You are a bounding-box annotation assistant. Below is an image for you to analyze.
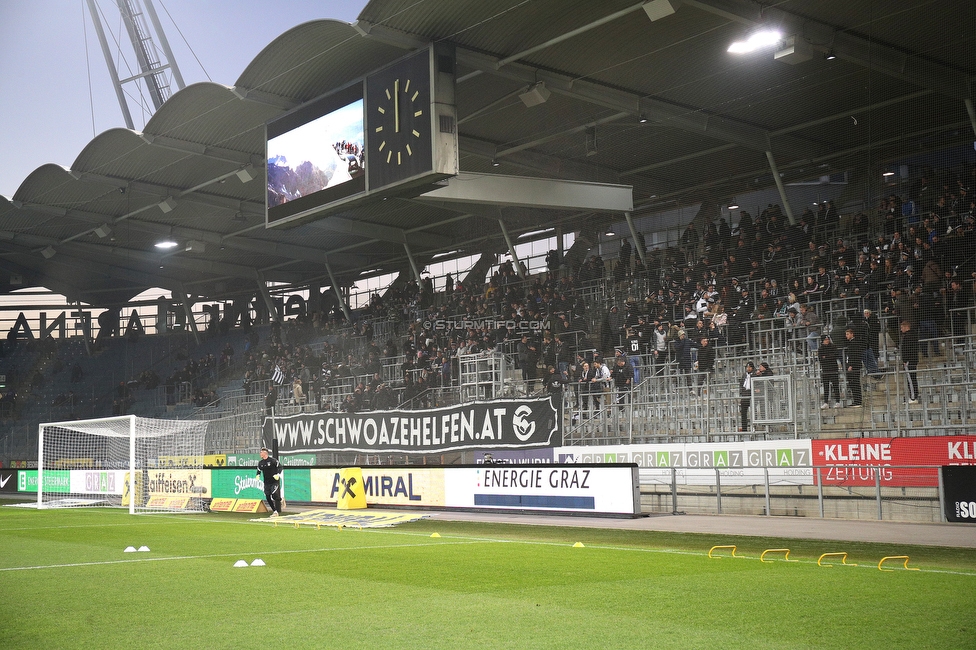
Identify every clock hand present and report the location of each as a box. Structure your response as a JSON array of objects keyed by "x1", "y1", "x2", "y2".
[{"x1": 394, "y1": 79, "x2": 399, "y2": 134}]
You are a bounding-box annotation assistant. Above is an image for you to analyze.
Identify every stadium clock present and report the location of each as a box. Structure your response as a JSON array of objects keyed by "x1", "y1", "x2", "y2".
[{"x1": 365, "y1": 49, "x2": 436, "y2": 191}]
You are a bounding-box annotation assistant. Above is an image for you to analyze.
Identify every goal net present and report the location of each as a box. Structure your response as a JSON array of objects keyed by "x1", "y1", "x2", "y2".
[{"x1": 37, "y1": 415, "x2": 210, "y2": 513}]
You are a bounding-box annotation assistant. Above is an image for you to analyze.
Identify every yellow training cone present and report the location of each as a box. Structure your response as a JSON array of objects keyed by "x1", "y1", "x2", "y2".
[
  {"x1": 430, "y1": 532, "x2": 441, "y2": 538},
  {"x1": 573, "y1": 542, "x2": 585, "y2": 548}
]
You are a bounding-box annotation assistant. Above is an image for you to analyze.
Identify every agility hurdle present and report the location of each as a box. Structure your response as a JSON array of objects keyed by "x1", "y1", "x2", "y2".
[
  {"x1": 878, "y1": 556, "x2": 920, "y2": 572},
  {"x1": 708, "y1": 545, "x2": 737, "y2": 559},
  {"x1": 818, "y1": 552, "x2": 857, "y2": 567},
  {"x1": 760, "y1": 548, "x2": 797, "y2": 562}
]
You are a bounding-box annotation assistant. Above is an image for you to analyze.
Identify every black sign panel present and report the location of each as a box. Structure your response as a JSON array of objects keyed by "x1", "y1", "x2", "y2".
[
  {"x1": 942, "y1": 465, "x2": 976, "y2": 522},
  {"x1": 0, "y1": 470, "x2": 18, "y2": 493},
  {"x1": 265, "y1": 396, "x2": 561, "y2": 454}
]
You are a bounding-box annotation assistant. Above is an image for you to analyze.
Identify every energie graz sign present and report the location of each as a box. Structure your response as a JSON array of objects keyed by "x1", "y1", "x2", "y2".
[{"x1": 265, "y1": 397, "x2": 560, "y2": 454}]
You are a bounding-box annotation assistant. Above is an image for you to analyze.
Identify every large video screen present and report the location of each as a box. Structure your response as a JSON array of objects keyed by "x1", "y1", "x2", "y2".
[{"x1": 266, "y1": 84, "x2": 366, "y2": 225}]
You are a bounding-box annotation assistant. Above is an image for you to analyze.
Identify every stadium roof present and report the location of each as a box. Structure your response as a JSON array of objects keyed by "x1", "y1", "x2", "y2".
[{"x1": 0, "y1": 0, "x2": 973, "y2": 306}]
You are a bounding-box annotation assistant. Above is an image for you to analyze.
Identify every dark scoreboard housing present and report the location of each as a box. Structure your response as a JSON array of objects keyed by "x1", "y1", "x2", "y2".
[{"x1": 265, "y1": 43, "x2": 457, "y2": 229}]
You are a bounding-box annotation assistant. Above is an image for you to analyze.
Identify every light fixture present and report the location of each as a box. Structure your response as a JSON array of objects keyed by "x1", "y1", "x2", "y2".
[
  {"x1": 774, "y1": 35, "x2": 813, "y2": 64},
  {"x1": 824, "y1": 50, "x2": 837, "y2": 60},
  {"x1": 728, "y1": 198, "x2": 739, "y2": 210},
  {"x1": 728, "y1": 29, "x2": 782, "y2": 55},
  {"x1": 585, "y1": 126, "x2": 598, "y2": 156},
  {"x1": 232, "y1": 212, "x2": 247, "y2": 223},
  {"x1": 40, "y1": 246, "x2": 56, "y2": 259},
  {"x1": 642, "y1": 0, "x2": 678, "y2": 22},
  {"x1": 882, "y1": 171, "x2": 895, "y2": 177},
  {"x1": 154, "y1": 240, "x2": 179, "y2": 250},
  {"x1": 518, "y1": 82, "x2": 551, "y2": 107},
  {"x1": 157, "y1": 197, "x2": 177, "y2": 213},
  {"x1": 185, "y1": 240, "x2": 205, "y2": 253},
  {"x1": 490, "y1": 158, "x2": 500, "y2": 167},
  {"x1": 94, "y1": 223, "x2": 112, "y2": 239},
  {"x1": 605, "y1": 227, "x2": 616, "y2": 237},
  {"x1": 236, "y1": 166, "x2": 255, "y2": 183},
  {"x1": 638, "y1": 113, "x2": 648, "y2": 123}
]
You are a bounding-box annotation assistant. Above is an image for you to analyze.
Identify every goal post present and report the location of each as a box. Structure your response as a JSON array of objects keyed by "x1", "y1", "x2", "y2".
[{"x1": 37, "y1": 415, "x2": 210, "y2": 513}]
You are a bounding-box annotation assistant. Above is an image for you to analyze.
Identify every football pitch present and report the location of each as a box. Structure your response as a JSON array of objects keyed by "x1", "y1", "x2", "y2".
[{"x1": 1, "y1": 507, "x2": 974, "y2": 649}]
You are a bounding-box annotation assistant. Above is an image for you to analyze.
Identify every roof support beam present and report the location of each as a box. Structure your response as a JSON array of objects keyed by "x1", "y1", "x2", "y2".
[
  {"x1": 138, "y1": 132, "x2": 259, "y2": 166},
  {"x1": 253, "y1": 271, "x2": 281, "y2": 323},
  {"x1": 459, "y1": 136, "x2": 620, "y2": 184},
  {"x1": 402, "y1": 242, "x2": 424, "y2": 285},
  {"x1": 173, "y1": 282, "x2": 201, "y2": 343},
  {"x1": 455, "y1": 48, "x2": 819, "y2": 160},
  {"x1": 623, "y1": 212, "x2": 647, "y2": 268},
  {"x1": 309, "y1": 216, "x2": 453, "y2": 249},
  {"x1": 69, "y1": 170, "x2": 263, "y2": 215},
  {"x1": 324, "y1": 261, "x2": 352, "y2": 322},
  {"x1": 765, "y1": 151, "x2": 795, "y2": 226},
  {"x1": 497, "y1": 219, "x2": 525, "y2": 279}
]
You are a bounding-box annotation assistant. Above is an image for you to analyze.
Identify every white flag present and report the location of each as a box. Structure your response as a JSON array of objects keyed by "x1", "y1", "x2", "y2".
[{"x1": 272, "y1": 365, "x2": 284, "y2": 385}]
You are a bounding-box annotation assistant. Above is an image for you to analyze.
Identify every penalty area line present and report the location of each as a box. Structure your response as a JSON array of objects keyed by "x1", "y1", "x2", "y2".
[{"x1": 0, "y1": 539, "x2": 493, "y2": 573}]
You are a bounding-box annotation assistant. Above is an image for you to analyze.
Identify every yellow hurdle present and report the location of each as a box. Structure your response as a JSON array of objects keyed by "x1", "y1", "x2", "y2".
[
  {"x1": 760, "y1": 548, "x2": 797, "y2": 562},
  {"x1": 878, "y1": 555, "x2": 920, "y2": 571},
  {"x1": 708, "y1": 545, "x2": 737, "y2": 559},
  {"x1": 818, "y1": 552, "x2": 857, "y2": 567}
]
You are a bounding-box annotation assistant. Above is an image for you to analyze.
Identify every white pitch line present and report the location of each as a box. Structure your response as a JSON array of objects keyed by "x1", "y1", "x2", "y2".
[{"x1": 0, "y1": 539, "x2": 493, "y2": 572}]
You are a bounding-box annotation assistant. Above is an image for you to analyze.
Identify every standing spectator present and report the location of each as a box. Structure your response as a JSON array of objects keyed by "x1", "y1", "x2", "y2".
[
  {"x1": 899, "y1": 320, "x2": 920, "y2": 404},
  {"x1": 265, "y1": 384, "x2": 278, "y2": 417},
  {"x1": 798, "y1": 304, "x2": 822, "y2": 354},
  {"x1": 739, "y1": 362, "x2": 756, "y2": 431},
  {"x1": 946, "y1": 278, "x2": 971, "y2": 343},
  {"x1": 611, "y1": 356, "x2": 634, "y2": 409},
  {"x1": 517, "y1": 334, "x2": 538, "y2": 390},
  {"x1": 291, "y1": 377, "x2": 305, "y2": 407},
  {"x1": 817, "y1": 334, "x2": 841, "y2": 408},
  {"x1": 672, "y1": 331, "x2": 694, "y2": 385},
  {"x1": 844, "y1": 328, "x2": 864, "y2": 408},
  {"x1": 694, "y1": 337, "x2": 715, "y2": 392}
]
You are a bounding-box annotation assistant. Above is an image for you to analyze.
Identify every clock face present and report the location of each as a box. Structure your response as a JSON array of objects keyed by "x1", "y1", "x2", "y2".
[
  {"x1": 366, "y1": 50, "x2": 433, "y2": 191},
  {"x1": 374, "y1": 76, "x2": 425, "y2": 166}
]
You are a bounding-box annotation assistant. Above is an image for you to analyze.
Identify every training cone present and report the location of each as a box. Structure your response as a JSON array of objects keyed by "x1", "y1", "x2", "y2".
[
  {"x1": 573, "y1": 542, "x2": 585, "y2": 548},
  {"x1": 137, "y1": 546, "x2": 150, "y2": 552},
  {"x1": 430, "y1": 532, "x2": 441, "y2": 538},
  {"x1": 250, "y1": 559, "x2": 266, "y2": 566},
  {"x1": 124, "y1": 546, "x2": 137, "y2": 553},
  {"x1": 233, "y1": 560, "x2": 248, "y2": 568}
]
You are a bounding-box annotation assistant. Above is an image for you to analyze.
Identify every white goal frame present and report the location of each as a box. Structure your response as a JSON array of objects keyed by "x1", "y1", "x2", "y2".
[{"x1": 38, "y1": 414, "x2": 209, "y2": 514}]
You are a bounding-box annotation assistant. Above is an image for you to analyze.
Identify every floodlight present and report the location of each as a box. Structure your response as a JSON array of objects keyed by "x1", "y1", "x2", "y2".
[{"x1": 728, "y1": 29, "x2": 782, "y2": 54}]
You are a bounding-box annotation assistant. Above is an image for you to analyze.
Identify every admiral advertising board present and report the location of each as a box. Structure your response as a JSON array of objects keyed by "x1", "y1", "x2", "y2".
[
  {"x1": 303, "y1": 465, "x2": 639, "y2": 516},
  {"x1": 265, "y1": 396, "x2": 560, "y2": 454}
]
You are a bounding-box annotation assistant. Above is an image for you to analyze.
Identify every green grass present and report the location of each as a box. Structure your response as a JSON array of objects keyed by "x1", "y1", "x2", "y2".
[{"x1": 1, "y1": 507, "x2": 974, "y2": 649}]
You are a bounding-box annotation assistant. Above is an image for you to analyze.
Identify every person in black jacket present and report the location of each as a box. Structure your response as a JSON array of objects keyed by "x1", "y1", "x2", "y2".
[
  {"x1": 899, "y1": 319, "x2": 920, "y2": 403},
  {"x1": 817, "y1": 334, "x2": 841, "y2": 408},
  {"x1": 844, "y1": 328, "x2": 864, "y2": 407},
  {"x1": 611, "y1": 356, "x2": 635, "y2": 408},
  {"x1": 694, "y1": 337, "x2": 716, "y2": 392},
  {"x1": 739, "y1": 362, "x2": 755, "y2": 431},
  {"x1": 256, "y1": 447, "x2": 282, "y2": 517}
]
